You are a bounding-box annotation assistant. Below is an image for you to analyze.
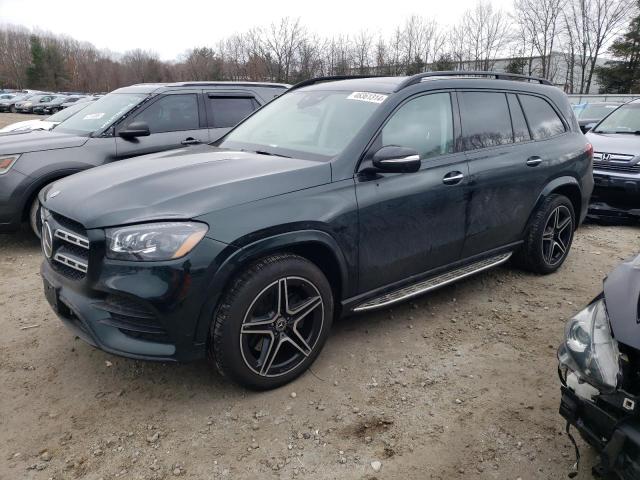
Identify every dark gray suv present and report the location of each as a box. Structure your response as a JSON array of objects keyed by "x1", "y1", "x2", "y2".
[
  {"x1": 39, "y1": 72, "x2": 594, "y2": 389},
  {"x1": 0, "y1": 81, "x2": 289, "y2": 235}
]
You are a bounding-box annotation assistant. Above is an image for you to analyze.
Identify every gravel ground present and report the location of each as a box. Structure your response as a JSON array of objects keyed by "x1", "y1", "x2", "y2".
[{"x1": 1, "y1": 113, "x2": 639, "y2": 479}]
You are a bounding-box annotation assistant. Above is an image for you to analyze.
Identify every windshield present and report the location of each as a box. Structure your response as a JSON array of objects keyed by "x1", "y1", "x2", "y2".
[
  {"x1": 593, "y1": 103, "x2": 640, "y2": 134},
  {"x1": 55, "y1": 92, "x2": 148, "y2": 135},
  {"x1": 219, "y1": 90, "x2": 386, "y2": 159},
  {"x1": 47, "y1": 101, "x2": 91, "y2": 123},
  {"x1": 578, "y1": 104, "x2": 619, "y2": 119}
]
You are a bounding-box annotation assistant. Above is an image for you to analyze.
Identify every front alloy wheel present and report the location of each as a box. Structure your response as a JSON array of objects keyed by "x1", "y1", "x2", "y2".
[
  {"x1": 210, "y1": 253, "x2": 333, "y2": 390},
  {"x1": 240, "y1": 277, "x2": 324, "y2": 377}
]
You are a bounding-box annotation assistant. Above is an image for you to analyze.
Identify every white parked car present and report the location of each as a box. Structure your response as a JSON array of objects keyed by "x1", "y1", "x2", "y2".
[{"x1": 0, "y1": 101, "x2": 92, "y2": 133}]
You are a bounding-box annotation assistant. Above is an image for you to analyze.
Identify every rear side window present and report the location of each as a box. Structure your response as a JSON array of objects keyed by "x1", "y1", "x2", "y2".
[
  {"x1": 519, "y1": 94, "x2": 566, "y2": 140},
  {"x1": 208, "y1": 96, "x2": 259, "y2": 128},
  {"x1": 507, "y1": 94, "x2": 531, "y2": 143},
  {"x1": 133, "y1": 94, "x2": 199, "y2": 133},
  {"x1": 459, "y1": 92, "x2": 513, "y2": 150}
]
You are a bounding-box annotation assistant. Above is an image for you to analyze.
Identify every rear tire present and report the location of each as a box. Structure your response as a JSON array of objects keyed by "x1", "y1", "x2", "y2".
[
  {"x1": 209, "y1": 253, "x2": 334, "y2": 390},
  {"x1": 515, "y1": 194, "x2": 575, "y2": 274}
]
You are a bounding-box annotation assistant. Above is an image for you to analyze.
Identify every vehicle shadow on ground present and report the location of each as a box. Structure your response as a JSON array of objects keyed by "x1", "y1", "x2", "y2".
[{"x1": 61, "y1": 264, "x2": 516, "y2": 401}]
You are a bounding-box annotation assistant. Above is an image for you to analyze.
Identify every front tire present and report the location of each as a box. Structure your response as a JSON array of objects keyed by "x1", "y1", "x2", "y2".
[
  {"x1": 29, "y1": 196, "x2": 42, "y2": 239},
  {"x1": 209, "y1": 253, "x2": 334, "y2": 390},
  {"x1": 515, "y1": 194, "x2": 576, "y2": 274}
]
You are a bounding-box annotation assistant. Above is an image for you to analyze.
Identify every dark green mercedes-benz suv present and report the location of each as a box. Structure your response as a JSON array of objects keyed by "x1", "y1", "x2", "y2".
[{"x1": 39, "y1": 72, "x2": 593, "y2": 389}]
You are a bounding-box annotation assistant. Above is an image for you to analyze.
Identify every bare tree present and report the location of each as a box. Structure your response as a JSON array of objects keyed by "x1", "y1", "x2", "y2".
[{"x1": 512, "y1": 0, "x2": 566, "y2": 80}]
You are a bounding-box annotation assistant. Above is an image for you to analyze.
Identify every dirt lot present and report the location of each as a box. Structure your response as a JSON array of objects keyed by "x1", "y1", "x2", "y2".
[{"x1": 1, "y1": 112, "x2": 639, "y2": 479}]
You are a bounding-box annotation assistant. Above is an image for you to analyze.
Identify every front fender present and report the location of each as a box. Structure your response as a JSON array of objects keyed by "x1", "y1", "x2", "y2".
[{"x1": 193, "y1": 229, "x2": 350, "y2": 344}]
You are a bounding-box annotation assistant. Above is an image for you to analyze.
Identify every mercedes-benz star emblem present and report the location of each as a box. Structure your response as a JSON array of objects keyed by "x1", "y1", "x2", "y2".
[{"x1": 42, "y1": 221, "x2": 53, "y2": 258}]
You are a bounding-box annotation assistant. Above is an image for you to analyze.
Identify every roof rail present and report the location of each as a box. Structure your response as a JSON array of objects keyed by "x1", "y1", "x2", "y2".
[
  {"x1": 395, "y1": 71, "x2": 552, "y2": 91},
  {"x1": 289, "y1": 75, "x2": 381, "y2": 91}
]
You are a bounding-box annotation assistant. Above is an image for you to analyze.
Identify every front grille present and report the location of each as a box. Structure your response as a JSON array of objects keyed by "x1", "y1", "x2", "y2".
[
  {"x1": 43, "y1": 211, "x2": 89, "y2": 280},
  {"x1": 593, "y1": 152, "x2": 640, "y2": 174},
  {"x1": 593, "y1": 161, "x2": 640, "y2": 173}
]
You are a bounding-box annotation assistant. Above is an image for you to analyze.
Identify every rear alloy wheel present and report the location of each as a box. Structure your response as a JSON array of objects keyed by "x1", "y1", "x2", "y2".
[
  {"x1": 515, "y1": 194, "x2": 575, "y2": 274},
  {"x1": 541, "y1": 205, "x2": 573, "y2": 267},
  {"x1": 210, "y1": 254, "x2": 333, "y2": 389}
]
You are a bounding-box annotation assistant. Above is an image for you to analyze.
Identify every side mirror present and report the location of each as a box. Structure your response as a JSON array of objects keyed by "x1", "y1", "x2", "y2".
[
  {"x1": 372, "y1": 146, "x2": 421, "y2": 173},
  {"x1": 584, "y1": 122, "x2": 597, "y2": 132},
  {"x1": 119, "y1": 121, "x2": 150, "y2": 139}
]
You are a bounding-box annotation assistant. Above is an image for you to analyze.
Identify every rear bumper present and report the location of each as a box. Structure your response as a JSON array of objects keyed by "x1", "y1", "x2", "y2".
[{"x1": 560, "y1": 386, "x2": 640, "y2": 479}]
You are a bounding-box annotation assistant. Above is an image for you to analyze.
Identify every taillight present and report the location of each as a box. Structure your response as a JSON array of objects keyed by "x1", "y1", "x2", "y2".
[{"x1": 585, "y1": 143, "x2": 593, "y2": 160}]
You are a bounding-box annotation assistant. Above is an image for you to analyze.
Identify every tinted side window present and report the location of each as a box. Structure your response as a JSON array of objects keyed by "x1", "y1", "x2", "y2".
[
  {"x1": 209, "y1": 97, "x2": 258, "y2": 128},
  {"x1": 507, "y1": 94, "x2": 531, "y2": 143},
  {"x1": 379, "y1": 93, "x2": 453, "y2": 160},
  {"x1": 134, "y1": 94, "x2": 199, "y2": 133},
  {"x1": 519, "y1": 94, "x2": 566, "y2": 140},
  {"x1": 459, "y1": 92, "x2": 513, "y2": 150}
]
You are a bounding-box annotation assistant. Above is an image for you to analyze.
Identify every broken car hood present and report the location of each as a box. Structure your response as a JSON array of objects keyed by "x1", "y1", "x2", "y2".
[{"x1": 605, "y1": 254, "x2": 640, "y2": 350}]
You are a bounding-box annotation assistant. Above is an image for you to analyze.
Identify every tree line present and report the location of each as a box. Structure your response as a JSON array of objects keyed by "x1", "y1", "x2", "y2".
[{"x1": 0, "y1": 0, "x2": 637, "y2": 95}]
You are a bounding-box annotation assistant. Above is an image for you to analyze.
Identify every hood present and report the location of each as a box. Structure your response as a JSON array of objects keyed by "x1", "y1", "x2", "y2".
[
  {"x1": 42, "y1": 146, "x2": 332, "y2": 229},
  {"x1": 0, "y1": 119, "x2": 56, "y2": 133},
  {"x1": 586, "y1": 131, "x2": 640, "y2": 158},
  {"x1": 0, "y1": 129, "x2": 87, "y2": 154},
  {"x1": 604, "y1": 254, "x2": 640, "y2": 350}
]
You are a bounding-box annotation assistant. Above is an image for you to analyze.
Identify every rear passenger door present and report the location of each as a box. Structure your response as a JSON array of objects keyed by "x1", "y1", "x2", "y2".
[
  {"x1": 115, "y1": 91, "x2": 208, "y2": 159},
  {"x1": 460, "y1": 90, "x2": 566, "y2": 257},
  {"x1": 204, "y1": 91, "x2": 261, "y2": 141}
]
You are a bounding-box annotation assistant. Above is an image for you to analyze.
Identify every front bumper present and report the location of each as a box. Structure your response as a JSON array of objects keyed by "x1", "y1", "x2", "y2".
[
  {"x1": 588, "y1": 170, "x2": 640, "y2": 222},
  {"x1": 0, "y1": 168, "x2": 32, "y2": 233},
  {"x1": 41, "y1": 233, "x2": 235, "y2": 362},
  {"x1": 560, "y1": 385, "x2": 640, "y2": 479}
]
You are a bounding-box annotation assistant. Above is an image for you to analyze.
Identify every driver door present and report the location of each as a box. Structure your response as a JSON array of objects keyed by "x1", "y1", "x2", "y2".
[
  {"x1": 115, "y1": 91, "x2": 208, "y2": 159},
  {"x1": 355, "y1": 92, "x2": 470, "y2": 293}
]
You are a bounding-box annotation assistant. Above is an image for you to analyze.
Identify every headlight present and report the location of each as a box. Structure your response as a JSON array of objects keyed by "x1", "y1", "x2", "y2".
[
  {"x1": 558, "y1": 297, "x2": 620, "y2": 391},
  {"x1": 106, "y1": 222, "x2": 208, "y2": 261},
  {"x1": 0, "y1": 154, "x2": 20, "y2": 175}
]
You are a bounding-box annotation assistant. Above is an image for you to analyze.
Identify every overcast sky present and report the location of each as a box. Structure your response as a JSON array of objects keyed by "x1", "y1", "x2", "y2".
[{"x1": 0, "y1": 0, "x2": 516, "y2": 61}]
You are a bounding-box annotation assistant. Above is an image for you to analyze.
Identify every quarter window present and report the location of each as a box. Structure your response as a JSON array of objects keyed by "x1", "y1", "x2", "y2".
[
  {"x1": 133, "y1": 94, "x2": 199, "y2": 133},
  {"x1": 519, "y1": 94, "x2": 566, "y2": 140},
  {"x1": 379, "y1": 93, "x2": 454, "y2": 160},
  {"x1": 459, "y1": 92, "x2": 513, "y2": 150},
  {"x1": 507, "y1": 94, "x2": 531, "y2": 143},
  {"x1": 208, "y1": 96, "x2": 259, "y2": 128}
]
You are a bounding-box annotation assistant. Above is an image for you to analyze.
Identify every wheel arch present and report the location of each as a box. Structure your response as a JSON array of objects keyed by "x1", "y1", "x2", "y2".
[
  {"x1": 194, "y1": 230, "x2": 351, "y2": 344},
  {"x1": 20, "y1": 168, "x2": 87, "y2": 221},
  {"x1": 528, "y1": 176, "x2": 582, "y2": 233}
]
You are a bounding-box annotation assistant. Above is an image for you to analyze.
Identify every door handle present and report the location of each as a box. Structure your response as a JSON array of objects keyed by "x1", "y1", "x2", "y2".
[
  {"x1": 526, "y1": 156, "x2": 542, "y2": 167},
  {"x1": 181, "y1": 137, "x2": 201, "y2": 146},
  {"x1": 442, "y1": 171, "x2": 464, "y2": 185}
]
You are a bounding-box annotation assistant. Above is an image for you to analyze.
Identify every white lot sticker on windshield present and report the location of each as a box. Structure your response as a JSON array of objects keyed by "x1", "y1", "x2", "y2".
[
  {"x1": 347, "y1": 92, "x2": 388, "y2": 104},
  {"x1": 83, "y1": 113, "x2": 105, "y2": 120}
]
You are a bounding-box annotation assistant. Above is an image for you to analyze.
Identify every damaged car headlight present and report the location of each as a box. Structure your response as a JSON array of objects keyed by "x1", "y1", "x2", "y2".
[
  {"x1": 558, "y1": 297, "x2": 620, "y2": 391},
  {"x1": 106, "y1": 222, "x2": 208, "y2": 261}
]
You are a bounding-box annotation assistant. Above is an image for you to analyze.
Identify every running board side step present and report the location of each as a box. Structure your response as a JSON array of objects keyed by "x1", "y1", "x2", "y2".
[{"x1": 352, "y1": 252, "x2": 512, "y2": 312}]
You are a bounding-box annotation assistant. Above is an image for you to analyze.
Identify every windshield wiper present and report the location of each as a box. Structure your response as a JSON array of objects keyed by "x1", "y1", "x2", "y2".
[{"x1": 254, "y1": 150, "x2": 291, "y2": 158}]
